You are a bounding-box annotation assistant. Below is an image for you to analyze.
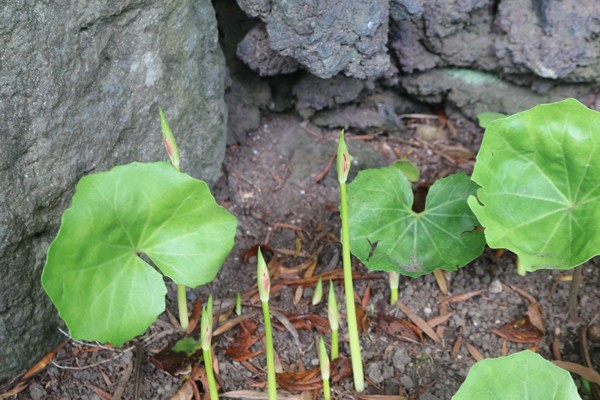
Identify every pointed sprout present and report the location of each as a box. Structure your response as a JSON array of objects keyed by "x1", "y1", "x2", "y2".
[
  {"x1": 312, "y1": 276, "x2": 323, "y2": 305},
  {"x1": 235, "y1": 292, "x2": 242, "y2": 316},
  {"x1": 207, "y1": 294, "x2": 214, "y2": 322},
  {"x1": 319, "y1": 336, "x2": 330, "y2": 380},
  {"x1": 257, "y1": 248, "x2": 270, "y2": 302},
  {"x1": 201, "y1": 306, "x2": 212, "y2": 351},
  {"x1": 159, "y1": 108, "x2": 180, "y2": 171},
  {"x1": 327, "y1": 281, "x2": 339, "y2": 331},
  {"x1": 336, "y1": 130, "x2": 351, "y2": 184}
]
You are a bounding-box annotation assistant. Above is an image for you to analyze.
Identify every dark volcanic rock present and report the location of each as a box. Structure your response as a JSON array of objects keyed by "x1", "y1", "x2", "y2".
[
  {"x1": 390, "y1": 0, "x2": 600, "y2": 82},
  {"x1": 237, "y1": 23, "x2": 300, "y2": 76},
  {"x1": 236, "y1": 0, "x2": 391, "y2": 79},
  {"x1": 495, "y1": 0, "x2": 600, "y2": 81},
  {"x1": 0, "y1": 0, "x2": 227, "y2": 381}
]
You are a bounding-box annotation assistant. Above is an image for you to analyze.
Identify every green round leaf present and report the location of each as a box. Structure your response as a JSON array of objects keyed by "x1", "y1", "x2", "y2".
[
  {"x1": 476, "y1": 112, "x2": 507, "y2": 129},
  {"x1": 468, "y1": 99, "x2": 600, "y2": 271},
  {"x1": 42, "y1": 162, "x2": 237, "y2": 346},
  {"x1": 453, "y1": 350, "x2": 581, "y2": 400},
  {"x1": 348, "y1": 166, "x2": 485, "y2": 278},
  {"x1": 391, "y1": 160, "x2": 420, "y2": 182}
]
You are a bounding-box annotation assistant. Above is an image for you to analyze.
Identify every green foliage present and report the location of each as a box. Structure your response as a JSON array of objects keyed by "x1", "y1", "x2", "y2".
[
  {"x1": 348, "y1": 165, "x2": 485, "y2": 278},
  {"x1": 172, "y1": 337, "x2": 201, "y2": 356},
  {"x1": 453, "y1": 350, "x2": 581, "y2": 400},
  {"x1": 42, "y1": 162, "x2": 237, "y2": 346},
  {"x1": 391, "y1": 160, "x2": 420, "y2": 182},
  {"x1": 468, "y1": 98, "x2": 600, "y2": 272},
  {"x1": 476, "y1": 112, "x2": 507, "y2": 128}
]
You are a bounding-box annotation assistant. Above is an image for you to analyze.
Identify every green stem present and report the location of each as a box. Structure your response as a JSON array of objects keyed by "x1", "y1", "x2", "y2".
[
  {"x1": 340, "y1": 181, "x2": 365, "y2": 392},
  {"x1": 262, "y1": 300, "x2": 277, "y2": 400},
  {"x1": 390, "y1": 288, "x2": 398, "y2": 305},
  {"x1": 203, "y1": 347, "x2": 218, "y2": 400},
  {"x1": 331, "y1": 329, "x2": 339, "y2": 360},
  {"x1": 516, "y1": 257, "x2": 525, "y2": 276},
  {"x1": 323, "y1": 378, "x2": 330, "y2": 400},
  {"x1": 177, "y1": 284, "x2": 189, "y2": 330}
]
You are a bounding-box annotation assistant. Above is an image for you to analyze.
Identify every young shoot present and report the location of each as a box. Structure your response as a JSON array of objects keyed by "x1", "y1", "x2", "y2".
[
  {"x1": 319, "y1": 336, "x2": 331, "y2": 400},
  {"x1": 257, "y1": 248, "x2": 277, "y2": 400},
  {"x1": 337, "y1": 131, "x2": 364, "y2": 392},
  {"x1": 389, "y1": 272, "x2": 400, "y2": 305},
  {"x1": 201, "y1": 305, "x2": 218, "y2": 400},
  {"x1": 159, "y1": 108, "x2": 188, "y2": 330},
  {"x1": 327, "y1": 280, "x2": 339, "y2": 360},
  {"x1": 235, "y1": 291, "x2": 242, "y2": 316},
  {"x1": 312, "y1": 276, "x2": 323, "y2": 305}
]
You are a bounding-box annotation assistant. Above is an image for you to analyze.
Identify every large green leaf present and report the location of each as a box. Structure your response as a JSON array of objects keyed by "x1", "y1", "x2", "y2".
[
  {"x1": 452, "y1": 350, "x2": 581, "y2": 400},
  {"x1": 468, "y1": 99, "x2": 600, "y2": 272},
  {"x1": 347, "y1": 166, "x2": 485, "y2": 278},
  {"x1": 42, "y1": 162, "x2": 237, "y2": 346}
]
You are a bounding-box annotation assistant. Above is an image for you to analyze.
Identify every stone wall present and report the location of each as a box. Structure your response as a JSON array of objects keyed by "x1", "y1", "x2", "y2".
[{"x1": 0, "y1": 0, "x2": 227, "y2": 381}]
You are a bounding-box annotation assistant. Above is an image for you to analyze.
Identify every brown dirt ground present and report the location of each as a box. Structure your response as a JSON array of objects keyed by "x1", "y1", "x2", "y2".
[{"x1": 5, "y1": 113, "x2": 600, "y2": 400}]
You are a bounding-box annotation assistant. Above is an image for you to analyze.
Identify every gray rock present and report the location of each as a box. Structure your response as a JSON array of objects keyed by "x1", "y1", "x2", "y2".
[
  {"x1": 311, "y1": 91, "x2": 417, "y2": 134},
  {"x1": 400, "y1": 68, "x2": 600, "y2": 118},
  {"x1": 236, "y1": 0, "x2": 391, "y2": 79},
  {"x1": 294, "y1": 74, "x2": 366, "y2": 118},
  {"x1": 213, "y1": 0, "x2": 273, "y2": 143},
  {"x1": 0, "y1": 0, "x2": 227, "y2": 382},
  {"x1": 237, "y1": 23, "x2": 300, "y2": 76},
  {"x1": 366, "y1": 362, "x2": 385, "y2": 384},
  {"x1": 390, "y1": 0, "x2": 600, "y2": 82},
  {"x1": 392, "y1": 347, "x2": 410, "y2": 372}
]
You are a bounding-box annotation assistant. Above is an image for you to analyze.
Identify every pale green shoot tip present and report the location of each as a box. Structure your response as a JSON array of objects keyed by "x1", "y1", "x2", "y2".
[{"x1": 312, "y1": 277, "x2": 323, "y2": 305}]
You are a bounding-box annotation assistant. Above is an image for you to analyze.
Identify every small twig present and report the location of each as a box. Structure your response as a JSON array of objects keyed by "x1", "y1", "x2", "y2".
[
  {"x1": 314, "y1": 151, "x2": 337, "y2": 184},
  {"x1": 51, "y1": 351, "x2": 131, "y2": 371},
  {"x1": 568, "y1": 265, "x2": 583, "y2": 321},
  {"x1": 111, "y1": 352, "x2": 133, "y2": 400},
  {"x1": 133, "y1": 340, "x2": 143, "y2": 400}
]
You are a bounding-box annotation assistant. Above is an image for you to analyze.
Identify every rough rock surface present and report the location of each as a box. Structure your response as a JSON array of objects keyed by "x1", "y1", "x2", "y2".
[
  {"x1": 236, "y1": 0, "x2": 391, "y2": 79},
  {"x1": 213, "y1": 0, "x2": 275, "y2": 144},
  {"x1": 390, "y1": 0, "x2": 600, "y2": 81},
  {"x1": 237, "y1": 23, "x2": 300, "y2": 76},
  {"x1": 0, "y1": 0, "x2": 227, "y2": 381},
  {"x1": 399, "y1": 68, "x2": 600, "y2": 118}
]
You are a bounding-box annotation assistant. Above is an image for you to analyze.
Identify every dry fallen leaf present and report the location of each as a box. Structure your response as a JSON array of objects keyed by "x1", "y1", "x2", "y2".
[
  {"x1": 397, "y1": 302, "x2": 441, "y2": 344},
  {"x1": 225, "y1": 319, "x2": 264, "y2": 362},
  {"x1": 553, "y1": 361, "x2": 600, "y2": 385},
  {"x1": 374, "y1": 313, "x2": 422, "y2": 344},
  {"x1": 276, "y1": 357, "x2": 352, "y2": 394},
  {"x1": 489, "y1": 316, "x2": 544, "y2": 344},
  {"x1": 439, "y1": 290, "x2": 485, "y2": 306}
]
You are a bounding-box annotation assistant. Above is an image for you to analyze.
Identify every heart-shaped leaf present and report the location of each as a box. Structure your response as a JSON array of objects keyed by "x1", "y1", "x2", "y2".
[
  {"x1": 452, "y1": 350, "x2": 581, "y2": 400},
  {"x1": 347, "y1": 166, "x2": 485, "y2": 278},
  {"x1": 468, "y1": 99, "x2": 600, "y2": 272},
  {"x1": 42, "y1": 162, "x2": 237, "y2": 346}
]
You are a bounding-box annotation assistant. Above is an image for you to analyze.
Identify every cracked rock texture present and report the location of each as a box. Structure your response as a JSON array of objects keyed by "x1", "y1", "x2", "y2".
[
  {"x1": 236, "y1": 0, "x2": 391, "y2": 79},
  {"x1": 390, "y1": 0, "x2": 600, "y2": 81},
  {"x1": 0, "y1": 0, "x2": 227, "y2": 381}
]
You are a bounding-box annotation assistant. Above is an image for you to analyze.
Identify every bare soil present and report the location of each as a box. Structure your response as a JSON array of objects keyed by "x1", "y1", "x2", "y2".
[{"x1": 7, "y1": 113, "x2": 600, "y2": 400}]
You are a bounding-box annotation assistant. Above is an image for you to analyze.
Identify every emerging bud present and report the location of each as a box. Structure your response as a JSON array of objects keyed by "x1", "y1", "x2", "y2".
[
  {"x1": 257, "y1": 247, "x2": 270, "y2": 302},
  {"x1": 159, "y1": 108, "x2": 180, "y2": 171},
  {"x1": 327, "y1": 281, "x2": 339, "y2": 331},
  {"x1": 312, "y1": 276, "x2": 323, "y2": 305},
  {"x1": 201, "y1": 306, "x2": 212, "y2": 351},
  {"x1": 319, "y1": 336, "x2": 330, "y2": 380},
  {"x1": 336, "y1": 130, "x2": 351, "y2": 184}
]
